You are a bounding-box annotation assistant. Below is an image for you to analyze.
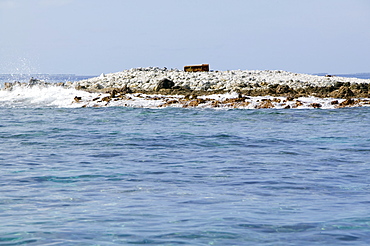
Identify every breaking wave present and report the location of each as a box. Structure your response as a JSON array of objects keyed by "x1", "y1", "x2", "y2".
[{"x1": 0, "y1": 85, "x2": 99, "y2": 108}]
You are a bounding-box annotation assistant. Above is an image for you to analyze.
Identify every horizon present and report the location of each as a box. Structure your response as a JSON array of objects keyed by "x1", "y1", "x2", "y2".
[{"x1": 1, "y1": 69, "x2": 370, "y2": 77}]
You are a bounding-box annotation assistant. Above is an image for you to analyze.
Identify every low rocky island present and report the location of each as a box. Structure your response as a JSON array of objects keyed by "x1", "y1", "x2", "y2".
[{"x1": 3, "y1": 67, "x2": 370, "y2": 109}]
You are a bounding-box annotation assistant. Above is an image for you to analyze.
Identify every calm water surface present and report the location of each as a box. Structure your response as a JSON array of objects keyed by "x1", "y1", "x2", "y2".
[{"x1": 1, "y1": 107, "x2": 370, "y2": 245}]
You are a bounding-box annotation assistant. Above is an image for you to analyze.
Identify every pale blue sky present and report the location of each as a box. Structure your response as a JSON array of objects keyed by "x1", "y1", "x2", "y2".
[{"x1": 0, "y1": 0, "x2": 369, "y2": 75}]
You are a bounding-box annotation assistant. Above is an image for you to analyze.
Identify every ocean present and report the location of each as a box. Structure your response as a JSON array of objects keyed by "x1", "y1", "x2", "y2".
[{"x1": 1, "y1": 74, "x2": 370, "y2": 245}]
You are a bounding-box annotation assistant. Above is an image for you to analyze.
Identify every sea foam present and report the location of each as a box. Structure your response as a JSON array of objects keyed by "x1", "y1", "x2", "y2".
[{"x1": 0, "y1": 85, "x2": 100, "y2": 108}]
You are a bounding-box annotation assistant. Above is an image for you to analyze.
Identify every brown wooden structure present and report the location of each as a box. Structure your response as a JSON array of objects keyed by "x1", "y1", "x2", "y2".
[{"x1": 184, "y1": 64, "x2": 209, "y2": 72}]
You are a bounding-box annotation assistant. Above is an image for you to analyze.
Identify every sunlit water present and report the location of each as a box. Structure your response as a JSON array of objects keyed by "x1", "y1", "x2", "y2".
[{"x1": 1, "y1": 74, "x2": 370, "y2": 245}]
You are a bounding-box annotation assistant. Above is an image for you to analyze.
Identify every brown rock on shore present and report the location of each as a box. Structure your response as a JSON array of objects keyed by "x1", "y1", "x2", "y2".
[
  {"x1": 257, "y1": 99, "x2": 274, "y2": 109},
  {"x1": 80, "y1": 80, "x2": 370, "y2": 100},
  {"x1": 330, "y1": 86, "x2": 355, "y2": 99},
  {"x1": 338, "y1": 99, "x2": 357, "y2": 107}
]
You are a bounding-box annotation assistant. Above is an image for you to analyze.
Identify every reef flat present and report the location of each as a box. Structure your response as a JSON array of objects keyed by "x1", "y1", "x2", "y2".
[{"x1": 3, "y1": 67, "x2": 370, "y2": 109}]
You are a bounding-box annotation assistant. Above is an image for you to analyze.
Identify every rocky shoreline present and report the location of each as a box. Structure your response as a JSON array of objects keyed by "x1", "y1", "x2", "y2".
[
  {"x1": 2, "y1": 67, "x2": 370, "y2": 109},
  {"x1": 71, "y1": 67, "x2": 370, "y2": 97}
]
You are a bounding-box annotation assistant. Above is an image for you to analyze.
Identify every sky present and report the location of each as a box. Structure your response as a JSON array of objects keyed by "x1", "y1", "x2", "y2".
[{"x1": 0, "y1": 0, "x2": 369, "y2": 75}]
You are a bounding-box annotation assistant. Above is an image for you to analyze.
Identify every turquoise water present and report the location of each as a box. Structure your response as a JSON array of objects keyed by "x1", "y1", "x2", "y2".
[{"x1": 1, "y1": 106, "x2": 370, "y2": 245}]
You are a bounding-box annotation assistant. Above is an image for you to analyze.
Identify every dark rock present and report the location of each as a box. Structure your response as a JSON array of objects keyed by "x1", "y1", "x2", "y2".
[
  {"x1": 76, "y1": 85, "x2": 87, "y2": 90},
  {"x1": 29, "y1": 77, "x2": 40, "y2": 85},
  {"x1": 330, "y1": 86, "x2": 355, "y2": 98},
  {"x1": 101, "y1": 96, "x2": 111, "y2": 102},
  {"x1": 310, "y1": 103, "x2": 322, "y2": 108},
  {"x1": 339, "y1": 99, "x2": 355, "y2": 107},
  {"x1": 268, "y1": 84, "x2": 279, "y2": 89},
  {"x1": 110, "y1": 89, "x2": 118, "y2": 98},
  {"x1": 276, "y1": 85, "x2": 291, "y2": 94},
  {"x1": 186, "y1": 98, "x2": 206, "y2": 107},
  {"x1": 156, "y1": 78, "x2": 175, "y2": 91},
  {"x1": 268, "y1": 88, "x2": 277, "y2": 94},
  {"x1": 120, "y1": 85, "x2": 132, "y2": 94},
  {"x1": 317, "y1": 86, "x2": 333, "y2": 96},
  {"x1": 159, "y1": 99, "x2": 179, "y2": 107},
  {"x1": 350, "y1": 83, "x2": 361, "y2": 90},
  {"x1": 94, "y1": 84, "x2": 104, "y2": 90},
  {"x1": 171, "y1": 86, "x2": 192, "y2": 93},
  {"x1": 109, "y1": 85, "x2": 132, "y2": 98},
  {"x1": 334, "y1": 82, "x2": 344, "y2": 88},
  {"x1": 222, "y1": 97, "x2": 247, "y2": 104},
  {"x1": 74, "y1": 96, "x2": 82, "y2": 102},
  {"x1": 330, "y1": 100, "x2": 339, "y2": 105},
  {"x1": 350, "y1": 83, "x2": 368, "y2": 96},
  {"x1": 295, "y1": 100, "x2": 303, "y2": 107},
  {"x1": 360, "y1": 83, "x2": 368, "y2": 90},
  {"x1": 257, "y1": 99, "x2": 274, "y2": 109},
  {"x1": 3, "y1": 82, "x2": 13, "y2": 90}
]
